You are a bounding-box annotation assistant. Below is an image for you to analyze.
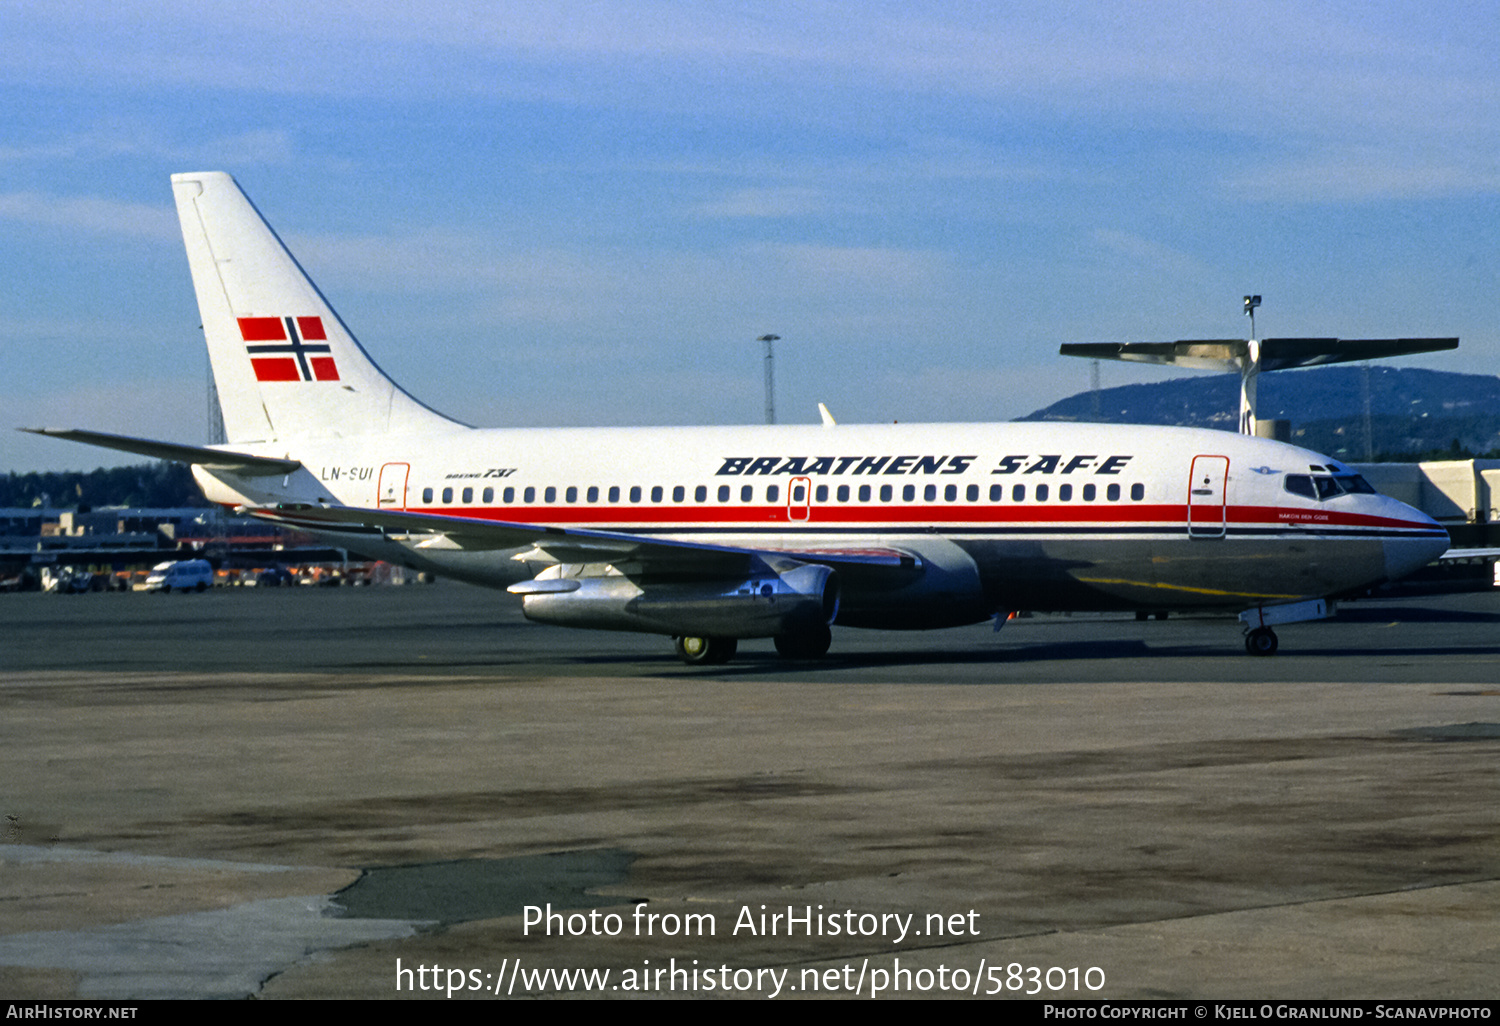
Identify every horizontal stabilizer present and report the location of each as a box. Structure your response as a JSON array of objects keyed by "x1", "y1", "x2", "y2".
[{"x1": 19, "y1": 428, "x2": 301, "y2": 476}]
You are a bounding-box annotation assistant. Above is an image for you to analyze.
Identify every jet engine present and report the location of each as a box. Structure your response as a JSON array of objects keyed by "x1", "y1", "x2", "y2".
[{"x1": 511, "y1": 560, "x2": 839, "y2": 639}]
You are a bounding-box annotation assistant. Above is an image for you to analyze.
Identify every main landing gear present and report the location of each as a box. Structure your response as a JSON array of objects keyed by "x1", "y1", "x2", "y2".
[
  {"x1": 672, "y1": 622, "x2": 833, "y2": 665},
  {"x1": 674, "y1": 636, "x2": 737, "y2": 665},
  {"x1": 773, "y1": 622, "x2": 833, "y2": 660}
]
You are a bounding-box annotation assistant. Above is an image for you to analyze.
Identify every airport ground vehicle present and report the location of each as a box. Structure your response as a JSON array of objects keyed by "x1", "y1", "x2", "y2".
[{"x1": 139, "y1": 559, "x2": 214, "y2": 593}]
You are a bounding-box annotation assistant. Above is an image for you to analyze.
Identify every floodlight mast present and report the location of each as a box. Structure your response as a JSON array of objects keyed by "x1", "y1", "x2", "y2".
[{"x1": 757, "y1": 334, "x2": 780, "y2": 425}]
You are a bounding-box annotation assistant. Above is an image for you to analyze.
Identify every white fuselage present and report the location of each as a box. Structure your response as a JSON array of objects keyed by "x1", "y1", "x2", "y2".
[{"x1": 195, "y1": 419, "x2": 1449, "y2": 628}]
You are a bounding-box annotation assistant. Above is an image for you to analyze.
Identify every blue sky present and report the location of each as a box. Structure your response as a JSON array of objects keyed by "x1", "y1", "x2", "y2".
[{"x1": 4, "y1": 1, "x2": 1498, "y2": 471}]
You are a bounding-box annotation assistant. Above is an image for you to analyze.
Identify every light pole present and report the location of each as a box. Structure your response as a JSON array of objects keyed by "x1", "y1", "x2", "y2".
[{"x1": 757, "y1": 334, "x2": 780, "y2": 424}]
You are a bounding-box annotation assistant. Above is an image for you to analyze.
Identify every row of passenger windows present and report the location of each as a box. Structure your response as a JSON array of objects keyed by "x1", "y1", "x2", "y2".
[{"x1": 421, "y1": 481, "x2": 1148, "y2": 505}]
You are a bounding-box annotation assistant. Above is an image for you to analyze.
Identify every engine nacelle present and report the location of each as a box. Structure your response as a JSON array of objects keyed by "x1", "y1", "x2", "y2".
[{"x1": 512, "y1": 562, "x2": 839, "y2": 639}]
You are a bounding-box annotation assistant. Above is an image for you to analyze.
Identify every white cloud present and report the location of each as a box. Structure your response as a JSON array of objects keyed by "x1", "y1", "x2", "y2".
[
  {"x1": 1228, "y1": 148, "x2": 1500, "y2": 204},
  {"x1": 1091, "y1": 230, "x2": 1207, "y2": 279},
  {"x1": 689, "y1": 187, "x2": 831, "y2": 219},
  {"x1": 0, "y1": 192, "x2": 175, "y2": 240},
  {"x1": 0, "y1": 127, "x2": 295, "y2": 167}
]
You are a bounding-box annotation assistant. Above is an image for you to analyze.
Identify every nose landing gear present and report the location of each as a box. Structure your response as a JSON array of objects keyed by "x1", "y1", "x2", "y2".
[
  {"x1": 1244, "y1": 627, "x2": 1279, "y2": 656},
  {"x1": 1238, "y1": 598, "x2": 1329, "y2": 656}
]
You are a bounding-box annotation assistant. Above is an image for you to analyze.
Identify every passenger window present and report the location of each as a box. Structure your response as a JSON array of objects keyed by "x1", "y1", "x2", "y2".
[
  {"x1": 482, "y1": 487, "x2": 493, "y2": 503},
  {"x1": 923, "y1": 484, "x2": 936, "y2": 501},
  {"x1": 1058, "y1": 484, "x2": 1071, "y2": 501},
  {"x1": 459, "y1": 487, "x2": 470, "y2": 503},
  {"x1": 442, "y1": 487, "x2": 453, "y2": 503},
  {"x1": 565, "y1": 486, "x2": 577, "y2": 503},
  {"x1": 1130, "y1": 483, "x2": 1144, "y2": 501},
  {"x1": 858, "y1": 484, "x2": 871, "y2": 502},
  {"x1": 904, "y1": 484, "x2": 916, "y2": 501},
  {"x1": 948, "y1": 484, "x2": 960, "y2": 502},
  {"x1": 694, "y1": 485, "x2": 707, "y2": 502},
  {"x1": 523, "y1": 486, "x2": 535, "y2": 503},
  {"x1": 879, "y1": 484, "x2": 893, "y2": 502},
  {"x1": 1107, "y1": 483, "x2": 1120, "y2": 501},
  {"x1": 989, "y1": 484, "x2": 1003, "y2": 502},
  {"x1": 587, "y1": 486, "x2": 599, "y2": 503},
  {"x1": 629, "y1": 486, "x2": 642, "y2": 502},
  {"x1": 1083, "y1": 483, "x2": 1096, "y2": 501},
  {"x1": 503, "y1": 487, "x2": 514, "y2": 503},
  {"x1": 422, "y1": 487, "x2": 433, "y2": 504},
  {"x1": 792, "y1": 483, "x2": 806, "y2": 502},
  {"x1": 718, "y1": 485, "x2": 730, "y2": 502},
  {"x1": 741, "y1": 485, "x2": 753, "y2": 502},
  {"x1": 1012, "y1": 484, "x2": 1025, "y2": 502},
  {"x1": 608, "y1": 486, "x2": 620, "y2": 502},
  {"x1": 815, "y1": 484, "x2": 828, "y2": 502},
  {"x1": 544, "y1": 486, "x2": 556, "y2": 503},
  {"x1": 1036, "y1": 484, "x2": 1049, "y2": 501},
  {"x1": 837, "y1": 484, "x2": 850, "y2": 502},
  {"x1": 651, "y1": 486, "x2": 663, "y2": 502},
  {"x1": 767, "y1": 485, "x2": 779, "y2": 502},
  {"x1": 672, "y1": 486, "x2": 685, "y2": 502}
]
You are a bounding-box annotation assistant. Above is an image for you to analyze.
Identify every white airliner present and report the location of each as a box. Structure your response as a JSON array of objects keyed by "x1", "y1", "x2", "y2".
[{"x1": 26, "y1": 172, "x2": 1451, "y2": 662}]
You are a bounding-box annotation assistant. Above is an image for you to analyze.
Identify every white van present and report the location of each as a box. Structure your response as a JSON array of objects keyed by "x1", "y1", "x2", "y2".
[{"x1": 140, "y1": 559, "x2": 214, "y2": 593}]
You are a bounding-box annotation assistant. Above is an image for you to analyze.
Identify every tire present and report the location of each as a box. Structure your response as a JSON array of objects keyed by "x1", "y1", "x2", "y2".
[
  {"x1": 1244, "y1": 627, "x2": 1278, "y2": 656},
  {"x1": 774, "y1": 622, "x2": 832, "y2": 659},
  {"x1": 674, "y1": 636, "x2": 737, "y2": 665}
]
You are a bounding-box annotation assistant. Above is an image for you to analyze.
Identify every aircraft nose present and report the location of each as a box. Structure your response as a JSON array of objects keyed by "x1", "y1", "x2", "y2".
[{"x1": 1382, "y1": 502, "x2": 1450, "y2": 582}]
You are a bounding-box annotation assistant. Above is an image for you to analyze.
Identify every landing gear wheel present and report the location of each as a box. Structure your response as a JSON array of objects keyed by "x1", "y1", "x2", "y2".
[
  {"x1": 674, "y1": 636, "x2": 737, "y2": 665},
  {"x1": 1244, "y1": 627, "x2": 1279, "y2": 656},
  {"x1": 774, "y1": 623, "x2": 833, "y2": 660}
]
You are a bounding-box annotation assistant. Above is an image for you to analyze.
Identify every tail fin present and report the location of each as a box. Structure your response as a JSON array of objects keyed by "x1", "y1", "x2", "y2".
[{"x1": 171, "y1": 172, "x2": 460, "y2": 443}]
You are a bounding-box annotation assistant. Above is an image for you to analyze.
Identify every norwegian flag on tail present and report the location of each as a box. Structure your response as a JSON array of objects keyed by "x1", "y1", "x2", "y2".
[{"x1": 238, "y1": 316, "x2": 340, "y2": 382}]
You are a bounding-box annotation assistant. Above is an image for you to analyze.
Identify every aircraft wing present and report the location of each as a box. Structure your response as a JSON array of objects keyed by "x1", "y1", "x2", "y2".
[
  {"x1": 18, "y1": 428, "x2": 301, "y2": 476},
  {"x1": 249, "y1": 502, "x2": 924, "y2": 576}
]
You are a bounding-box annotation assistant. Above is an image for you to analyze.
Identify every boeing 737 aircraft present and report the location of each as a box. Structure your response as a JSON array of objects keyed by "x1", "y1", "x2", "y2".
[{"x1": 26, "y1": 173, "x2": 1451, "y2": 662}]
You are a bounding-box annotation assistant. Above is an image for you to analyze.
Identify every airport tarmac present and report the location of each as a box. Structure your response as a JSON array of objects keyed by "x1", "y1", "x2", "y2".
[{"x1": 1, "y1": 583, "x2": 1497, "y2": 1000}]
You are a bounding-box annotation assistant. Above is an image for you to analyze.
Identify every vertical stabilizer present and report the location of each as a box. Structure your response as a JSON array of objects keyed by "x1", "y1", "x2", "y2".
[{"x1": 171, "y1": 172, "x2": 459, "y2": 443}]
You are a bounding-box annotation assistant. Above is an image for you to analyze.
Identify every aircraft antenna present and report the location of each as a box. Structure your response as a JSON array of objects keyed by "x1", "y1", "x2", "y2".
[{"x1": 1243, "y1": 294, "x2": 1261, "y2": 340}]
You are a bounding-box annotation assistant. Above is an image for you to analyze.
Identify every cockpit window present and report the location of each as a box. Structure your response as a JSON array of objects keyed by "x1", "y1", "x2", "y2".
[
  {"x1": 1285, "y1": 475, "x2": 1317, "y2": 500},
  {"x1": 1285, "y1": 473, "x2": 1377, "y2": 501}
]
